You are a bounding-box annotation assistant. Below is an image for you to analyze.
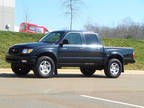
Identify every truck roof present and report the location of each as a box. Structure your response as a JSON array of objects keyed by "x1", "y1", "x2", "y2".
[{"x1": 53, "y1": 30, "x2": 98, "y2": 35}]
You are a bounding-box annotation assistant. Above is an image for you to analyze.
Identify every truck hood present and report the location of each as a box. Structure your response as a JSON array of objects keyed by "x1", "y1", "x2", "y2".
[{"x1": 11, "y1": 42, "x2": 54, "y2": 48}]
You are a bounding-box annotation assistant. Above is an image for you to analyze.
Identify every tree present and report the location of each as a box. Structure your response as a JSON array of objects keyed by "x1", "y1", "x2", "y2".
[
  {"x1": 23, "y1": 8, "x2": 31, "y2": 24},
  {"x1": 84, "y1": 17, "x2": 144, "y2": 40},
  {"x1": 62, "y1": 0, "x2": 82, "y2": 30},
  {"x1": 23, "y1": 8, "x2": 31, "y2": 32}
]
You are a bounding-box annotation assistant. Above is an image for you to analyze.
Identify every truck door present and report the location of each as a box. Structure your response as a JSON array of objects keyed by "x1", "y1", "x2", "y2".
[
  {"x1": 58, "y1": 32, "x2": 84, "y2": 65},
  {"x1": 82, "y1": 33, "x2": 104, "y2": 65}
]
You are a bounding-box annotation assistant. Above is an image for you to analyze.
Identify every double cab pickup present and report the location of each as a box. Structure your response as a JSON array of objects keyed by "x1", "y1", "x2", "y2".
[{"x1": 6, "y1": 30, "x2": 135, "y2": 78}]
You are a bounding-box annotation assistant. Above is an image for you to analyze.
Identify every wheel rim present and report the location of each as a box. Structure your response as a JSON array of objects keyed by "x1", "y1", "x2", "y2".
[
  {"x1": 110, "y1": 62, "x2": 120, "y2": 76},
  {"x1": 39, "y1": 61, "x2": 51, "y2": 75}
]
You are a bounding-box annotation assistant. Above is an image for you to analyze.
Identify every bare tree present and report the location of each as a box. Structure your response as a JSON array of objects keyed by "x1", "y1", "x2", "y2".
[
  {"x1": 23, "y1": 8, "x2": 31, "y2": 24},
  {"x1": 84, "y1": 17, "x2": 144, "y2": 39},
  {"x1": 62, "y1": 0, "x2": 83, "y2": 30},
  {"x1": 23, "y1": 8, "x2": 31, "y2": 32}
]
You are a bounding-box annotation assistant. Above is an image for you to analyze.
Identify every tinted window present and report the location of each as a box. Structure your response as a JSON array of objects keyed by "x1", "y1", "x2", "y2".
[
  {"x1": 28, "y1": 25, "x2": 36, "y2": 32},
  {"x1": 65, "y1": 33, "x2": 82, "y2": 45},
  {"x1": 40, "y1": 32, "x2": 64, "y2": 43},
  {"x1": 36, "y1": 27, "x2": 43, "y2": 33},
  {"x1": 28, "y1": 26, "x2": 43, "y2": 33},
  {"x1": 85, "y1": 34, "x2": 98, "y2": 45},
  {"x1": 45, "y1": 30, "x2": 49, "y2": 34},
  {"x1": 20, "y1": 24, "x2": 26, "y2": 30}
]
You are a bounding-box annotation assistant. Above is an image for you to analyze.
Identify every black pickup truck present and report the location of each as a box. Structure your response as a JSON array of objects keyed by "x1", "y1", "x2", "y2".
[{"x1": 6, "y1": 30, "x2": 135, "y2": 78}]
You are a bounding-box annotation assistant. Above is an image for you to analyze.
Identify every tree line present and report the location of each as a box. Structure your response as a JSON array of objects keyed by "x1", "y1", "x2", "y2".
[{"x1": 84, "y1": 17, "x2": 144, "y2": 40}]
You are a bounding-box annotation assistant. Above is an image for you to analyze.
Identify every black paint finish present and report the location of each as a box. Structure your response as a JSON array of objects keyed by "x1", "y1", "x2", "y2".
[{"x1": 6, "y1": 30, "x2": 135, "y2": 70}]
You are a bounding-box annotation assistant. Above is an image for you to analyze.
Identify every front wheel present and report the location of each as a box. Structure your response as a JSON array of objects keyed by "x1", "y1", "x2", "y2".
[
  {"x1": 33, "y1": 56, "x2": 55, "y2": 78},
  {"x1": 80, "y1": 66, "x2": 96, "y2": 77},
  {"x1": 11, "y1": 63, "x2": 30, "y2": 76},
  {"x1": 104, "y1": 59, "x2": 122, "y2": 78}
]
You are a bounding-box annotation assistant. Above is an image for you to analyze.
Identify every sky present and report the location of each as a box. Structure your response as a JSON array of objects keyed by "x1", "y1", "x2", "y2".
[{"x1": 15, "y1": 0, "x2": 144, "y2": 31}]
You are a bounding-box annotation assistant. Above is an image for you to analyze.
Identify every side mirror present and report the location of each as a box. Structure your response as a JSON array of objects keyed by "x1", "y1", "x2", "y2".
[
  {"x1": 59, "y1": 39, "x2": 69, "y2": 47},
  {"x1": 63, "y1": 39, "x2": 69, "y2": 44}
]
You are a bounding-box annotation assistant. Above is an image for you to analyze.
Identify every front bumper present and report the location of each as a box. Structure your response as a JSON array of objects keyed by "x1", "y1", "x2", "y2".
[{"x1": 6, "y1": 54, "x2": 37, "y2": 65}]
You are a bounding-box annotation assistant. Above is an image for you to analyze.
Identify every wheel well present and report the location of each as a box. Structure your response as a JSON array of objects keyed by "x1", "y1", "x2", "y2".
[
  {"x1": 37, "y1": 53, "x2": 57, "y2": 65},
  {"x1": 108, "y1": 55, "x2": 123, "y2": 64},
  {"x1": 108, "y1": 54, "x2": 124, "y2": 72}
]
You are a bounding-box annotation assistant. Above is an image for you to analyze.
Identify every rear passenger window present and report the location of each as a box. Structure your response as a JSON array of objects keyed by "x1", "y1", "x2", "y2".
[
  {"x1": 85, "y1": 34, "x2": 98, "y2": 45},
  {"x1": 65, "y1": 33, "x2": 82, "y2": 45}
]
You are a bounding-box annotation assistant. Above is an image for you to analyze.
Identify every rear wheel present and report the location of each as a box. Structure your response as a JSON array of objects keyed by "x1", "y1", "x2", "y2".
[
  {"x1": 104, "y1": 59, "x2": 122, "y2": 78},
  {"x1": 33, "y1": 56, "x2": 55, "y2": 78},
  {"x1": 11, "y1": 63, "x2": 30, "y2": 76},
  {"x1": 80, "y1": 66, "x2": 96, "y2": 77}
]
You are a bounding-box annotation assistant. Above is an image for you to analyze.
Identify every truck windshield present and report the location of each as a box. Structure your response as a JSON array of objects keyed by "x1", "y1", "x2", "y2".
[{"x1": 40, "y1": 31, "x2": 65, "y2": 43}]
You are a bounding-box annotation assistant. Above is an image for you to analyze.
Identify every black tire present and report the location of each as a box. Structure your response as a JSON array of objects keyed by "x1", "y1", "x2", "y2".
[
  {"x1": 11, "y1": 63, "x2": 30, "y2": 76},
  {"x1": 104, "y1": 59, "x2": 122, "y2": 78},
  {"x1": 80, "y1": 66, "x2": 96, "y2": 77},
  {"x1": 33, "y1": 56, "x2": 55, "y2": 78}
]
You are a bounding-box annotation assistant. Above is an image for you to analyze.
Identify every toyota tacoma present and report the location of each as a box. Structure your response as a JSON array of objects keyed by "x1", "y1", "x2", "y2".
[{"x1": 6, "y1": 30, "x2": 135, "y2": 78}]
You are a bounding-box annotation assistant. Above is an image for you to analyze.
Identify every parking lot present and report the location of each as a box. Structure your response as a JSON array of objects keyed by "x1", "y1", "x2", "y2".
[{"x1": 0, "y1": 69, "x2": 144, "y2": 108}]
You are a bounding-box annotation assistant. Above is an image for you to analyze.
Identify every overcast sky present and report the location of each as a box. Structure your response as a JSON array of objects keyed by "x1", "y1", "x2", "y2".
[{"x1": 15, "y1": 0, "x2": 144, "y2": 31}]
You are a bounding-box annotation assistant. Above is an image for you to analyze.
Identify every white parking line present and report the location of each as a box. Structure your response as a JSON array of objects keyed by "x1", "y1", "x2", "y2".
[{"x1": 81, "y1": 95, "x2": 144, "y2": 108}]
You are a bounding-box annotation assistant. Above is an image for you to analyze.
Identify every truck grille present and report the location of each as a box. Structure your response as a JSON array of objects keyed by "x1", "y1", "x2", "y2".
[{"x1": 9, "y1": 48, "x2": 21, "y2": 55}]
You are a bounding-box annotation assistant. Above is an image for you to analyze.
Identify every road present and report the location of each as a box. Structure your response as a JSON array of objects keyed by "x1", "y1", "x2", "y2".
[{"x1": 0, "y1": 69, "x2": 144, "y2": 108}]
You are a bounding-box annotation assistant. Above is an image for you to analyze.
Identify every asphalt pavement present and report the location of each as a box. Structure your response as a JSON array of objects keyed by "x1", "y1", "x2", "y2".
[{"x1": 0, "y1": 69, "x2": 144, "y2": 108}]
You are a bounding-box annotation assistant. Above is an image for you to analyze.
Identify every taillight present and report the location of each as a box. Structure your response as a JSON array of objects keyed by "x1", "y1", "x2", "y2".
[{"x1": 133, "y1": 52, "x2": 135, "y2": 59}]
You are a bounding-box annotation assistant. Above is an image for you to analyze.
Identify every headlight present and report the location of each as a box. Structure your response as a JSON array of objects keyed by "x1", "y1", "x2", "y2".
[{"x1": 22, "y1": 49, "x2": 33, "y2": 54}]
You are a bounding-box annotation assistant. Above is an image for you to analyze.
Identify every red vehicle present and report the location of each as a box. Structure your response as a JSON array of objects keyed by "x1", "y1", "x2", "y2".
[{"x1": 19, "y1": 23, "x2": 49, "y2": 34}]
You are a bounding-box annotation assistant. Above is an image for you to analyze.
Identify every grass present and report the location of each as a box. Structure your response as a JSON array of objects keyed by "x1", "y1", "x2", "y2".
[
  {"x1": 102, "y1": 38, "x2": 144, "y2": 70},
  {"x1": 0, "y1": 31, "x2": 144, "y2": 70},
  {"x1": 0, "y1": 31, "x2": 44, "y2": 68}
]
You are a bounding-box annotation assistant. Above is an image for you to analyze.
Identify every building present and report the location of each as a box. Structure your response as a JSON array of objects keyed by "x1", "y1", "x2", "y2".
[{"x1": 0, "y1": 0, "x2": 15, "y2": 31}]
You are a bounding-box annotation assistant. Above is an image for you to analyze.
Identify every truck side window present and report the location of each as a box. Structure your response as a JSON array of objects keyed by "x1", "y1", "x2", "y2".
[
  {"x1": 85, "y1": 34, "x2": 98, "y2": 45},
  {"x1": 64, "y1": 33, "x2": 82, "y2": 45}
]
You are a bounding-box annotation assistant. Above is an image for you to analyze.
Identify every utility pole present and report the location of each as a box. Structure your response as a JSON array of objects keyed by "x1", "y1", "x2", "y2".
[
  {"x1": 70, "y1": 0, "x2": 72, "y2": 30},
  {"x1": 62, "y1": 0, "x2": 82, "y2": 30}
]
